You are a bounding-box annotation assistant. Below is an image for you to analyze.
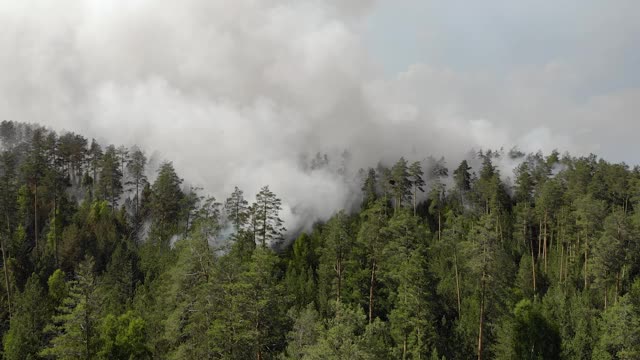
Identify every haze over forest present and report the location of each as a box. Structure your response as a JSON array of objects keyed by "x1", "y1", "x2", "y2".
[
  {"x1": 1, "y1": 1, "x2": 640, "y2": 359},
  {"x1": 3, "y1": 1, "x2": 640, "y2": 233}
]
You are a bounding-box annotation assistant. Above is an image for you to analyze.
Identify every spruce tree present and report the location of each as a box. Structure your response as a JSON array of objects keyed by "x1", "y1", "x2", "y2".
[
  {"x1": 41, "y1": 256, "x2": 100, "y2": 359},
  {"x1": 3, "y1": 274, "x2": 51, "y2": 359}
]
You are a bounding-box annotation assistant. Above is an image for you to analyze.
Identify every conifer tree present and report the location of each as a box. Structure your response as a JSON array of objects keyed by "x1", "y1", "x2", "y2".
[
  {"x1": 225, "y1": 186, "x2": 249, "y2": 231},
  {"x1": 87, "y1": 139, "x2": 103, "y2": 198},
  {"x1": 98, "y1": 145, "x2": 123, "y2": 211},
  {"x1": 41, "y1": 256, "x2": 100, "y2": 359},
  {"x1": 453, "y1": 160, "x2": 472, "y2": 208},
  {"x1": 126, "y1": 146, "x2": 147, "y2": 219},
  {"x1": 390, "y1": 158, "x2": 411, "y2": 212},
  {"x1": 408, "y1": 161, "x2": 425, "y2": 216},
  {"x1": 361, "y1": 168, "x2": 378, "y2": 210},
  {"x1": 3, "y1": 274, "x2": 51, "y2": 359},
  {"x1": 150, "y1": 162, "x2": 184, "y2": 246},
  {"x1": 383, "y1": 210, "x2": 433, "y2": 359},
  {"x1": 21, "y1": 127, "x2": 48, "y2": 253},
  {"x1": 252, "y1": 186, "x2": 286, "y2": 248},
  {"x1": 318, "y1": 211, "x2": 351, "y2": 310},
  {"x1": 357, "y1": 200, "x2": 388, "y2": 324}
]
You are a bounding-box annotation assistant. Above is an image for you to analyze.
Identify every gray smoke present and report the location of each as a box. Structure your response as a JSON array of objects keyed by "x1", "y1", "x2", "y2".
[{"x1": 1, "y1": 0, "x2": 639, "y2": 234}]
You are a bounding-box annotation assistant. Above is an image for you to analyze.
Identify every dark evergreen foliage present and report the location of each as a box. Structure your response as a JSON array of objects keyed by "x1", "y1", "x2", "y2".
[{"x1": 0, "y1": 121, "x2": 639, "y2": 359}]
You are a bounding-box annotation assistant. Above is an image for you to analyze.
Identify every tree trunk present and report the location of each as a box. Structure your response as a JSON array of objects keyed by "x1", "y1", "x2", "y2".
[
  {"x1": 135, "y1": 180, "x2": 139, "y2": 218},
  {"x1": 544, "y1": 210, "x2": 548, "y2": 272},
  {"x1": 335, "y1": 258, "x2": 342, "y2": 303},
  {"x1": 413, "y1": 185, "x2": 417, "y2": 216},
  {"x1": 559, "y1": 243, "x2": 564, "y2": 285},
  {"x1": 403, "y1": 334, "x2": 408, "y2": 360},
  {"x1": 454, "y1": 249, "x2": 461, "y2": 318},
  {"x1": 438, "y1": 211, "x2": 441, "y2": 242},
  {"x1": 531, "y1": 234, "x2": 536, "y2": 293},
  {"x1": 584, "y1": 234, "x2": 588, "y2": 289},
  {"x1": 477, "y1": 273, "x2": 485, "y2": 360},
  {"x1": 92, "y1": 164, "x2": 97, "y2": 197},
  {"x1": 417, "y1": 328, "x2": 422, "y2": 360},
  {"x1": 34, "y1": 180, "x2": 38, "y2": 254},
  {"x1": 615, "y1": 271, "x2": 620, "y2": 304},
  {"x1": 538, "y1": 219, "x2": 542, "y2": 258},
  {"x1": 478, "y1": 231, "x2": 487, "y2": 360},
  {"x1": 1, "y1": 234, "x2": 11, "y2": 318},
  {"x1": 522, "y1": 219, "x2": 526, "y2": 248},
  {"x1": 262, "y1": 202, "x2": 267, "y2": 248},
  {"x1": 53, "y1": 194, "x2": 58, "y2": 265},
  {"x1": 368, "y1": 259, "x2": 376, "y2": 324},
  {"x1": 565, "y1": 244, "x2": 571, "y2": 286}
]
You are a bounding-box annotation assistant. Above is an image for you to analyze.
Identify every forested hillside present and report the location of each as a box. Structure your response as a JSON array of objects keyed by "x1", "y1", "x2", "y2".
[{"x1": 1, "y1": 120, "x2": 640, "y2": 359}]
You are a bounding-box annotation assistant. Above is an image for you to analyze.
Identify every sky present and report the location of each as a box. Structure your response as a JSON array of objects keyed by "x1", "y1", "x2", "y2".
[
  {"x1": 1, "y1": 0, "x2": 639, "y2": 232},
  {"x1": 364, "y1": 0, "x2": 640, "y2": 159}
]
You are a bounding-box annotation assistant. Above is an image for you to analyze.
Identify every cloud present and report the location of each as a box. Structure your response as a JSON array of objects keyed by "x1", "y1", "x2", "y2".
[{"x1": 1, "y1": 0, "x2": 639, "y2": 235}]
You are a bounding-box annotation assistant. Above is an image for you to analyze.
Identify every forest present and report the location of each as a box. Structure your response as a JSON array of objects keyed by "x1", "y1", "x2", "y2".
[{"x1": 0, "y1": 120, "x2": 639, "y2": 360}]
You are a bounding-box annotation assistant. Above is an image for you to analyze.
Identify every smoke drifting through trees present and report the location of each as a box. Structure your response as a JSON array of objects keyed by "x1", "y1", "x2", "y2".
[{"x1": 2, "y1": 0, "x2": 639, "y2": 234}]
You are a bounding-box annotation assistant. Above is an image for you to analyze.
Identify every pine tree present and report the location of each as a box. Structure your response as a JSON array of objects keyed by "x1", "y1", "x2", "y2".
[
  {"x1": 575, "y1": 194, "x2": 606, "y2": 290},
  {"x1": 282, "y1": 304, "x2": 322, "y2": 359},
  {"x1": 361, "y1": 168, "x2": 378, "y2": 210},
  {"x1": 427, "y1": 157, "x2": 448, "y2": 240},
  {"x1": 0, "y1": 120, "x2": 17, "y2": 149},
  {"x1": 453, "y1": 160, "x2": 472, "y2": 208},
  {"x1": 99, "y1": 311, "x2": 150, "y2": 359},
  {"x1": 97, "y1": 145, "x2": 123, "y2": 211},
  {"x1": 301, "y1": 302, "x2": 374, "y2": 360},
  {"x1": 390, "y1": 158, "x2": 411, "y2": 212},
  {"x1": 150, "y1": 162, "x2": 184, "y2": 246},
  {"x1": 383, "y1": 210, "x2": 433, "y2": 359},
  {"x1": 0, "y1": 151, "x2": 18, "y2": 316},
  {"x1": 252, "y1": 186, "x2": 286, "y2": 248},
  {"x1": 592, "y1": 279, "x2": 640, "y2": 358},
  {"x1": 87, "y1": 139, "x2": 103, "y2": 199},
  {"x1": 209, "y1": 248, "x2": 287, "y2": 359},
  {"x1": 285, "y1": 233, "x2": 319, "y2": 309},
  {"x1": 116, "y1": 145, "x2": 129, "y2": 182},
  {"x1": 357, "y1": 200, "x2": 388, "y2": 324},
  {"x1": 318, "y1": 211, "x2": 351, "y2": 308},
  {"x1": 99, "y1": 243, "x2": 137, "y2": 315},
  {"x1": 592, "y1": 209, "x2": 630, "y2": 308},
  {"x1": 126, "y1": 146, "x2": 147, "y2": 219},
  {"x1": 494, "y1": 299, "x2": 561, "y2": 359},
  {"x1": 225, "y1": 186, "x2": 249, "y2": 231},
  {"x1": 408, "y1": 161, "x2": 425, "y2": 216},
  {"x1": 21, "y1": 127, "x2": 48, "y2": 254},
  {"x1": 197, "y1": 196, "x2": 223, "y2": 234},
  {"x1": 463, "y1": 215, "x2": 513, "y2": 360}
]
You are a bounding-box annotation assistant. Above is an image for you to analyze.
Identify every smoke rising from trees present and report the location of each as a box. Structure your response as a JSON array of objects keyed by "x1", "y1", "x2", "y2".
[{"x1": 2, "y1": 0, "x2": 639, "y2": 232}]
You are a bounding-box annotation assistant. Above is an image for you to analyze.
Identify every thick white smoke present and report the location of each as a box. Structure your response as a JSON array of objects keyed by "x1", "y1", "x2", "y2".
[{"x1": 1, "y1": 0, "x2": 639, "y2": 234}]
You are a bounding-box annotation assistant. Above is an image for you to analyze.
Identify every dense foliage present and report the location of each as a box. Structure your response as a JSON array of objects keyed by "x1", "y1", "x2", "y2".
[{"x1": 1, "y1": 120, "x2": 640, "y2": 359}]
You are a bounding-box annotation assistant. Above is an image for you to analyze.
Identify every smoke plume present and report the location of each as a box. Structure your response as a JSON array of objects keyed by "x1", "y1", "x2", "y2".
[{"x1": 1, "y1": 0, "x2": 639, "y2": 234}]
